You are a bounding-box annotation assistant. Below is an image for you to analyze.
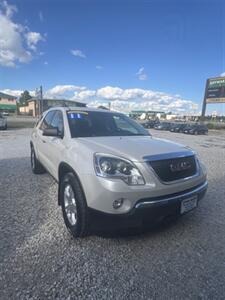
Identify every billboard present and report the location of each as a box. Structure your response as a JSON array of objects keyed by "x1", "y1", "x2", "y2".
[{"x1": 205, "y1": 77, "x2": 225, "y2": 103}]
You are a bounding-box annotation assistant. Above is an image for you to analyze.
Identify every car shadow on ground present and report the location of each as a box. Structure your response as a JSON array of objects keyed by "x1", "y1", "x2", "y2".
[{"x1": 92, "y1": 214, "x2": 184, "y2": 239}]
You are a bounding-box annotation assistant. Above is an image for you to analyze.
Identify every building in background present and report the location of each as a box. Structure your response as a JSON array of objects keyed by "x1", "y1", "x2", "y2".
[
  {"x1": 19, "y1": 98, "x2": 86, "y2": 117},
  {"x1": 0, "y1": 92, "x2": 17, "y2": 113},
  {"x1": 129, "y1": 110, "x2": 166, "y2": 120}
]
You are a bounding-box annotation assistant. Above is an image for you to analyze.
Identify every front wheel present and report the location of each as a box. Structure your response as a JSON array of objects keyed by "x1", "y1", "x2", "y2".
[
  {"x1": 60, "y1": 172, "x2": 89, "y2": 238},
  {"x1": 31, "y1": 146, "x2": 46, "y2": 174}
]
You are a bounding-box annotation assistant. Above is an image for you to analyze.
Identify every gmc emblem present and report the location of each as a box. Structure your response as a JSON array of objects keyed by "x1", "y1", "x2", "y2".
[{"x1": 170, "y1": 161, "x2": 192, "y2": 172}]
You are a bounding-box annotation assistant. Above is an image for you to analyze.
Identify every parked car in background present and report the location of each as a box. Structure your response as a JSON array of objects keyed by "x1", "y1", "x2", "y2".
[
  {"x1": 142, "y1": 119, "x2": 159, "y2": 129},
  {"x1": 182, "y1": 124, "x2": 193, "y2": 134},
  {"x1": 184, "y1": 124, "x2": 208, "y2": 135},
  {"x1": 169, "y1": 123, "x2": 178, "y2": 132},
  {"x1": 154, "y1": 122, "x2": 172, "y2": 131},
  {"x1": 30, "y1": 107, "x2": 207, "y2": 238},
  {"x1": 0, "y1": 113, "x2": 7, "y2": 130},
  {"x1": 170, "y1": 123, "x2": 186, "y2": 133},
  {"x1": 2, "y1": 112, "x2": 9, "y2": 116}
]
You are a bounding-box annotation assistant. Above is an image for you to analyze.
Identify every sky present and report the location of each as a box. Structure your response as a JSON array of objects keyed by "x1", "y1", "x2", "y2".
[{"x1": 0, "y1": 0, "x2": 225, "y2": 115}]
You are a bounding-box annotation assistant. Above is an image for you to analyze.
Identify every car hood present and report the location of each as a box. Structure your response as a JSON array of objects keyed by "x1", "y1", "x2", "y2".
[{"x1": 76, "y1": 136, "x2": 191, "y2": 162}]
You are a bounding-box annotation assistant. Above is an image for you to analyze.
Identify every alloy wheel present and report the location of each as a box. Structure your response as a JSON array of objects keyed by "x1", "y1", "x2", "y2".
[{"x1": 64, "y1": 184, "x2": 78, "y2": 226}]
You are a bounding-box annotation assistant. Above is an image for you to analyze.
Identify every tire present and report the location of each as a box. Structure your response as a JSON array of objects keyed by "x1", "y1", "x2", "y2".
[
  {"x1": 194, "y1": 131, "x2": 198, "y2": 135},
  {"x1": 60, "y1": 172, "x2": 89, "y2": 238},
  {"x1": 30, "y1": 146, "x2": 46, "y2": 174},
  {"x1": 3, "y1": 124, "x2": 7, "y2": 130}
]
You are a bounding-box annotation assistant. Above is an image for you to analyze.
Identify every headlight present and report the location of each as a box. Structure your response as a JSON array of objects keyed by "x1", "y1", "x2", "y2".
[
  {"x1": 94, "y1": 153, "x2": 145, "y2": 185},
  {"x1": 194, "y1": 153, "x2": 201, "y2": 167}
]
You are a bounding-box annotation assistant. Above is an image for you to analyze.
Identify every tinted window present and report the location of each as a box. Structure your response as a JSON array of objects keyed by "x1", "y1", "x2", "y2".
[
  {"x1": 67, "y1": 111, "x2": 149, "y2": 138},
  {"x1": 113, "y1": 115, "x2": 139, "y2": 135},
  {"x1": 51, "y1": 110, "x2": 64, "y2": 135},
  {"x1": 40, "y1": 111, "x2": 55, "y2": 130}
]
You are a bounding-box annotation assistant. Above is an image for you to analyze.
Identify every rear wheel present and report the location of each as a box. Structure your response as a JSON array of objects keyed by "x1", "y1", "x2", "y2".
[
  {"x1": 60, "y1": 172, "x2": 89, "y2": 238},
  {"x1": 31, "y1": 146, "x2": 46, "y2": 174}
]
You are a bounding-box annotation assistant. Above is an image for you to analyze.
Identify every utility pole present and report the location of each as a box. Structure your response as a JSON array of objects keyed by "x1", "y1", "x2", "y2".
[
  {"x1": 201, "y1": 79, "x2": 209, "y2": 119},
  {"x1": 35, "y1": 86, "x2": 43, "y2": 117},
  {"x1": 40, "y1": 85, "x2": 43, "y2": 114}
]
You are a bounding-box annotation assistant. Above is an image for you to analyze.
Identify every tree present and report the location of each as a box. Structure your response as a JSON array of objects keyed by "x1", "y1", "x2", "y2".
[{"x1": 19, "y1": 90, "x2": 32, "y2": 106}]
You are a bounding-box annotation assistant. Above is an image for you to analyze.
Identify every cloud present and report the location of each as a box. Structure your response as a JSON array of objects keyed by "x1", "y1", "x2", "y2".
[
  {"x1": 46, "y1": 85, "x2": 198, "y2": 113},
  {"x1": 47, "y1": 84, "x2": 197, "y2": 113},
  {"x1": 45, "y1": 85, "x2": 87, "y2": 98},
  {"x1": 96, "y1": 65, "x2": 103, "y2": 70},
  {"x1": 73, "y1": 90, "x2": 96, "y2": 100},
  {"x1": 0, "y1": 1, "x2": 45, "y2": 67},
  {"x1": 2, "y1": 85, "x2": 198, "y2": 114},
  {"x1": 97, "y1": 86, "x2": 124, "y2": 100},
  {"x1": 220, "y1": 72, "x2": 225, "y2": 77},
  {"x1": 71, "y1": 49, "x2": 86, "y2": 58},
  {"x1": 90, "y1": 86, "x2": 196, "y2": 113},
  {"x1": 136, "y1": 67, "x2": 148, "y2": 80},
  {"x1": 1, "y1": 0, "x2": 17, "y2": 18},
  {"x1": 0, "y1": 88, "x2": 35, "y2": 97},
  {"x1": 44, "y1": 61, "x2": 48, "y2": 65},
  {"x1": 26, "y1": 32, "x2": 44, "y2": 51},
  {"x1": 88, "y1": 96, "x2": 197, "y2": 114},
  {"x1": 39, "y1": 11, "x2": 44, "y2": 22}
]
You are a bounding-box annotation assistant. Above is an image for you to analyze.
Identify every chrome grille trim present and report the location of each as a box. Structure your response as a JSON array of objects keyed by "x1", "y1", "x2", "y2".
[
  {"x1": 144, "y1": 152, "x2": 200, "y2": 185},
  {"x1": 135, "y1": 181, "x2": 208, "y2": 209}
]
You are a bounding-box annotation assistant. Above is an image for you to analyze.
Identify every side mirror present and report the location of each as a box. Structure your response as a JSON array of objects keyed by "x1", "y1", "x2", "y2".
[{"x1": 42, "y1": 127, "x2": 63, "y2": 138}]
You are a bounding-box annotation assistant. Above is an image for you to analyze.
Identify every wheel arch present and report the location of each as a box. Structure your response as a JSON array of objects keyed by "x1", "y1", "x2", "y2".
[{"x1": 58, "y1": 162, "x2": 86, "y2": 206}]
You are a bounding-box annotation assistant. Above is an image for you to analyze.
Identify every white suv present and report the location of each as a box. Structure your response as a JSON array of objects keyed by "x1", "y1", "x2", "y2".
[{"x1": 30, "y1": 107, "x2": 207, "y2": 237}]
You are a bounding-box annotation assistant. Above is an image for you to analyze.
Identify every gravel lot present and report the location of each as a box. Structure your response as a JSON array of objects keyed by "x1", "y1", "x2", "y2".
[{"x1": 0, "y1": 128, "x2": 225, "y2": 299}]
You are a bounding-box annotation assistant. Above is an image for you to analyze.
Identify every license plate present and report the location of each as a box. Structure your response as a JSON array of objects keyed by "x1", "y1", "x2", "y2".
[{"x1": 180, "y1": 196, "x2": 198, "y2": 214}]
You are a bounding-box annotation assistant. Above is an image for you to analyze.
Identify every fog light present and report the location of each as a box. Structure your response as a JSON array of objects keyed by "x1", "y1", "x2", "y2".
[{"x1": 113, "y1": 198, "x2": 124, "y2": 209}]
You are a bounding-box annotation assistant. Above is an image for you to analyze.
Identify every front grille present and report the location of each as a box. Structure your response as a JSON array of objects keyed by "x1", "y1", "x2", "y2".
[{"x1": 148, "y1": 155, "x2": 197, "y2": 182}]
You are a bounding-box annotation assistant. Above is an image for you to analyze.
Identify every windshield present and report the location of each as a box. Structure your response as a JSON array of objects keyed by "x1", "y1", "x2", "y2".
[{"x1": 67, "y1": 111, "x2": 150, "y2": 138}]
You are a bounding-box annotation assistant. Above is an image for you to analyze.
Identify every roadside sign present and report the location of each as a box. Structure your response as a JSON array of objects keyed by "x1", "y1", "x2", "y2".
[
  {"x1": 201, "y1": 76, "x2": 225, "y2": 116},
  {"x1": 205, "y1": 77, "x2": 225, "y2": 103}
]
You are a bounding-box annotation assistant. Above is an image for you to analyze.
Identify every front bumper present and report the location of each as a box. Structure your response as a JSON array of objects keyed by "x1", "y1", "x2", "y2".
[{"x1": 88, "y1": 181, "x2": 208, "y2": 230}]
